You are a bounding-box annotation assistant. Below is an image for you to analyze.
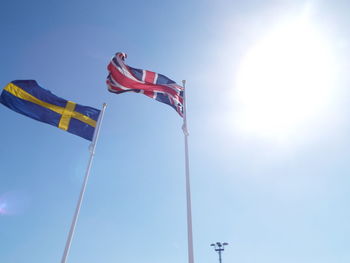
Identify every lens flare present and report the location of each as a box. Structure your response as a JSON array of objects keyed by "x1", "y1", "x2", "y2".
[
  {"x1": 0, "y1": 191, "x2": 31, "y2": 216},
  {"x1": 0, "y1": 199, "x2": 8, "y2": 215}
]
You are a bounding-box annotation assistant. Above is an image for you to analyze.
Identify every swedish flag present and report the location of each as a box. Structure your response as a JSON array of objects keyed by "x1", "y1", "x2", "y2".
[{"x1": 0, "y1": 80, "x2": 101, "y2": 141}]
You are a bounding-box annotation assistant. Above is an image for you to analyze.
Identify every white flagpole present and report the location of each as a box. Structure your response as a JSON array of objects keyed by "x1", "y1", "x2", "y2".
[
  {"x1": 182, "y1": 80, "x2": 194, "y2": 263},
  {"x1": 61, "y1": 103, "x2": 107, "y2": 263}
]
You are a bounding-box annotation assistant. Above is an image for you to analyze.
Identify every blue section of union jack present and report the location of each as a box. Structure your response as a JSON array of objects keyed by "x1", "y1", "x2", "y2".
[{"x1": 107, "y1": 52, "x2": 184, "y2": 117}]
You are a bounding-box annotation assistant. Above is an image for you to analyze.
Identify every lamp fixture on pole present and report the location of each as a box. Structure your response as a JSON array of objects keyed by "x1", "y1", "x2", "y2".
[{"x1": 210, "y1": 242, "x2": 228, "y2": 263}]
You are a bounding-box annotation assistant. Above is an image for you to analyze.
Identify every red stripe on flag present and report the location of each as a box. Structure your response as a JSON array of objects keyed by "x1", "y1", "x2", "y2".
[
  {"x1": 144, "y1": 71, "x2": 156, "y2": 84},
  {"x1": 143, "y1": 91, "x2": 154, "y2": 98}
]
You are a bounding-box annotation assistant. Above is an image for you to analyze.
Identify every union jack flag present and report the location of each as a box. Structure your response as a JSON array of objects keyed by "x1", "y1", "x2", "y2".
[{"x1": 107, "y1": 52, "x2": 184, "y2": 117}]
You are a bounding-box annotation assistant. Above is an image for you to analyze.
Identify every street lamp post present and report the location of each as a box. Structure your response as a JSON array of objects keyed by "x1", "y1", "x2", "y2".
[{"x1": 210, "y1": 242, "x2": 228, "y2": 263}]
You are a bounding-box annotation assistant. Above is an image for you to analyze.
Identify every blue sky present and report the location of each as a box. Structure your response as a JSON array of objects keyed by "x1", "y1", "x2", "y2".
[{"x1": 1, "y1": 0, "x2": 350, "y2": 262}]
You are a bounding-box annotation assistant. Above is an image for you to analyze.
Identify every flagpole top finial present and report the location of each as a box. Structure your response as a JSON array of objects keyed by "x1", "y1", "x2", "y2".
[{"x1": 182, "y1": 80, "x2": 186, "y2": 85}]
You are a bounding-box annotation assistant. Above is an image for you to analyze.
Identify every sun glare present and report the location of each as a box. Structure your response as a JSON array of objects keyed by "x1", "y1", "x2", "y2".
[{"x1": 234, "y1": 14, "x2": 336, "y2": 142}]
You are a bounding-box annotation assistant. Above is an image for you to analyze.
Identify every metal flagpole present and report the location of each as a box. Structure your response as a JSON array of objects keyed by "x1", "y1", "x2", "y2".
[
  {"x1": 182, "y1": 80, "x2": 194, "y2": 263},
  {"x1": 61, "y1": 103, "x2": 107, "y2": 263}
]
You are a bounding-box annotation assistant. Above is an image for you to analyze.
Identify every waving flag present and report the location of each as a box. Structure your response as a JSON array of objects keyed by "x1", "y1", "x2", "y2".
[
  {"x1": 0, "y1": 80, "x2": 101, "y2": 141},
  {"x1": 107, "y1": 52, "x2": 184, "y2": 116}
]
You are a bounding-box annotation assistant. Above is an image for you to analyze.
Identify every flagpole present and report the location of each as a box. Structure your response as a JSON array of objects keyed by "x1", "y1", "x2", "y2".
[
  {"x1": 61, "y1": 103, "x2": 107, "y2": 263},
  {"x1": 182, "y1": 80, "x2": 194, "y2": 263}
]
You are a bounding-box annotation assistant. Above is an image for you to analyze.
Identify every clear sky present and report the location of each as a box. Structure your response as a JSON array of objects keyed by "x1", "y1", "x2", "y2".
[{"x1": 1, "y1": 0, "x2": 350, "y2": 262}]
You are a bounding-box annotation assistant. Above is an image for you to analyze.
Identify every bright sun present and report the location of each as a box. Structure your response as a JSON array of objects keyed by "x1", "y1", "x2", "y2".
[{"x1": 234, "y1": 14, "x2": 336, "y2": 142}]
